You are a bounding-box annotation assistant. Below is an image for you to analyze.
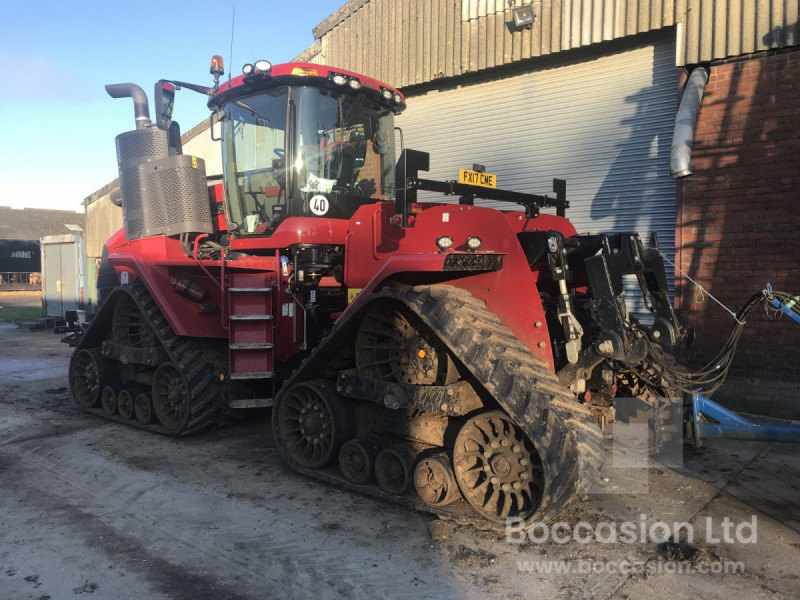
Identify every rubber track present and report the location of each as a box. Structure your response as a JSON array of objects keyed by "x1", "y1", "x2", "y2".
[
  {"x1": 274, "y1": 284, "x2": 605, "y2": 531},
  {"x1": 71, "y1": 284, "x2": 228, "y2": 436}
]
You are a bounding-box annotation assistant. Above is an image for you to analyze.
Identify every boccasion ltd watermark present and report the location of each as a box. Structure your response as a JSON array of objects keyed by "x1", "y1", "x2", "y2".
[
  {"x1": 516, "y1": 558, "x2": 746, "y2": 576},
  {"x1": 505, "y1": 514, "x2": 758, "y2": 545}
]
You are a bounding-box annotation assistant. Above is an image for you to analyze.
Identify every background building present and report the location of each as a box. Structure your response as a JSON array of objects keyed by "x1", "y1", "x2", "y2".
[
  {"x1": 82, "y1": 0, "x2": 799, "y2": 411},
  {"x1": 0, "y1": 206, "x2": 85, "y2": 291}
]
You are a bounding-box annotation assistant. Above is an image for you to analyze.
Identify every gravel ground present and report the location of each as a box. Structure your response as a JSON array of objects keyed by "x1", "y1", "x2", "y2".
[{"x1": 0, "y1": 325, "x2": 798, "y2": 600}]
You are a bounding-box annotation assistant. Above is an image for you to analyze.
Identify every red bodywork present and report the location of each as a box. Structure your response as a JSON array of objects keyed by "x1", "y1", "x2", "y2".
[
  {"x1": 105, "y1": 200, "x2": 576, "y2": 373},
  {"x1": 341, "y1": 202, "x2": 575, "y2": 367},
  {"x1": 102, "y1": 61, "x2": 576, "y2": 376}
]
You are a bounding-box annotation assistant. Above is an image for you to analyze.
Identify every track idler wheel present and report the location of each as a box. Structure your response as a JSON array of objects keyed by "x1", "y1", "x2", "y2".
[
  {"x1": 355, "y1": 304, "x2": 458, "y2": 385},
  {"x1": 134, "y1": 392, "x2": 156, "y2": 425},
  {"x1": 339, "y1": 437, "x2": 381, "y2": 484},
  {"x1": 375, "y1": 445, "x2": 417, "y2": 495},
  {"x1": 117, "y1": 388, "x2": 138, "y2": 420},
  {"x1": 274, "y1": 380, "x2": 349, "y2": 469},
  {"x1": 152, "y1": 363, "x2": 189, "y2": 433},
  {"x1": 70, "y1": 349, "x2": 109, "y2": 408},
  {"x1": 414, "y1": 451, "x2": 461, "y2": 507},
  {"x1": 453, "y1": 411, "x2": 545, "y2": 522}
]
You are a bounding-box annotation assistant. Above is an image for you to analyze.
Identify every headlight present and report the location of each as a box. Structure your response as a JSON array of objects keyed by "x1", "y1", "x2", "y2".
[
  {"x1": 242, "y1": 63, "x2": 254, "y2": 74},
  {"x1": 393, "y1": 93, "x2": 402, "y2": 103},
  {"x1": 436, "y1": 236, "x2": 454, "y2": 250},
  {"x1": 331, "y1": 73, "x2": 347, "y2": 86},
  {"x1": 254, "y1": 59, "x2": 272, "y2": 72},
  {"x1": 382, "y1": 89, "x2": 392, "y2": 100},
  {"x1": 348, "y1": 78, "x2": 362, "y2": 90},
  {"x1": 466, "y1": 236, "x2": 482, "y2": 250}
]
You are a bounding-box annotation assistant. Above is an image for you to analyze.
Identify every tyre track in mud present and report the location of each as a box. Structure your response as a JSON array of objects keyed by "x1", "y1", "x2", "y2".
[{"x1": 1, "y1": 421, "x2": 466, "y2": 600}]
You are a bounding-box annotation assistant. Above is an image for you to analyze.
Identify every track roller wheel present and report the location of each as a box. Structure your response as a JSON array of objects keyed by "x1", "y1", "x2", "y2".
[
  {"x1": 414, "y1": 451, "x2": 461, "y2": 507},
  {"x1": 117, "y1": 389, "x2": 136, "y2": 420},
  {"x1": 355, "y1": 304, "x2": 458, "y2": 385},
  {"x1": 112, "y1": 294, "x2": 158, "y2": 348},
  {"x1": 134, "y1": 392, "x2": 156, "y2": 425},
  {"x1": 101, "y1": 385, "x2": 118, "y2": 415},
  {"x1": 70, "y1": 349, "x2": 109, "y2": 408},
  {"x1": 375, "y1": 445, "x2": 416, "y2": 495},
  {"x1": 152, "y1": 363, "x2": 189, "y2": 433},
  {"x1": 453, "y1": 411, "x2": 544, "y2": 522},
  {"x1": 274, "y1": 380, "x2": 349, "y2": 469},
  {"x1": 339, "y1": 437, "x2": 381, "y2": 484}
]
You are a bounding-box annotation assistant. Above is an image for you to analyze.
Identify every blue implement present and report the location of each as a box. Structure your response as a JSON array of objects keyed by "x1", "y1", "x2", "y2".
[{"x1": 691, "y1": 393, "x2": 800, "y2": 444}]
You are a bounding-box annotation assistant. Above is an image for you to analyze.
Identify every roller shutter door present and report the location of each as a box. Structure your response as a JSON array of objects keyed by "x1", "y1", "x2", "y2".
[{"x1": 397, "y1": 33, "x2": 677, "y2": 314}]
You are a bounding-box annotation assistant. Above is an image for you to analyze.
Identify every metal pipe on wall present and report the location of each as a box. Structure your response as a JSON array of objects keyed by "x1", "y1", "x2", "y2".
[{"x1": 669, "y1": 67, "x2": 709, "y2": 179}]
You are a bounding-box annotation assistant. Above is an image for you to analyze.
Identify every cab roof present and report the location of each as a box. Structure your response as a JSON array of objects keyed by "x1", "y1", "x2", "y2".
[{"x1": 209, "y1": 62, "x2": 406, "y2": 113}]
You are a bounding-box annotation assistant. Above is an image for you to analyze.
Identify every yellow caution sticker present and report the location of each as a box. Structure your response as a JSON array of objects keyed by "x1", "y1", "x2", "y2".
[
  {"x1": 459, "y1": 168, "x2": 496, "y2": 188},
  {"x1": 192, "y1": 156, "x2": 198, "y2": 169},
  {"x1": 347, "y1": 288, "x2": 362, "y2": 303}
]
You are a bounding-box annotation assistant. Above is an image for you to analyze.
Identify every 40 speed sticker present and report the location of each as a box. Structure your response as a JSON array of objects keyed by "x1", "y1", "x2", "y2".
[{"x1": 310, "y1": 194, "x2": 330, "y2": 216}]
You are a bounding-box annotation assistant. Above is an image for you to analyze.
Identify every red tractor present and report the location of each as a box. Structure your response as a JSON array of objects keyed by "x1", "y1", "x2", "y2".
[{"x1": 69, "y1": 57, "x2": 691, "y2": 528}]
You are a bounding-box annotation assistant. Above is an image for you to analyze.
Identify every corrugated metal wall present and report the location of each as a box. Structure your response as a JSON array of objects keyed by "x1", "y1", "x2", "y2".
[
  {"x1": 395, "y1": 35, "x2": 677, "y2": 310},
  {"x1": 183, "y1": 123, "x2": 223, "y2": 177},
  {"x1": 302, "y1": 0, "x2": 800, "y2": 85},
  {"x1": 681, "y1": 0, "x2": 799, "y2": 64}
]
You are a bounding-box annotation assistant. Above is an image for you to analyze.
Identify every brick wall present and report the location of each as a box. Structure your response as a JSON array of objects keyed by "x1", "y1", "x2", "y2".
[{"x1": 676, "y1": 48, "x2": 800, "y2": 411}]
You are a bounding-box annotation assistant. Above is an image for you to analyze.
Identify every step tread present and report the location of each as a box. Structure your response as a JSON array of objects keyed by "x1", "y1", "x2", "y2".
[
  {"x1": 229, "y1": 343, "x2": 275, "y2": 350},
  {"x1": 229, "y1": 398, "x2": 274, "y2": 408},
  {"x1": 230, "y1": 371, "x2": 274, "y2": 380}
]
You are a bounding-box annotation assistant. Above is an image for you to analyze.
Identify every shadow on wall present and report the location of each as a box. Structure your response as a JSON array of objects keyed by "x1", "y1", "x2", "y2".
[
  {"x1": 590, "y1": 41, "x2": 673, "y2": 233},
  {"x1": 589, "y1": 40, "x2": 676, "y2": 313},
  {"x1": 676, "y1": 23, "x2": 800, "y2": 396}
]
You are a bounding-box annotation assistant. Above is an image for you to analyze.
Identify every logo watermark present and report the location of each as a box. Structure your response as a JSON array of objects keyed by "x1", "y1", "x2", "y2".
[
  {"x1": 506, "y1": 514, "x2": 758, "y2": 545},
  {"x1": 517, "y1": 558, "x2": 745, "y2": 576}
]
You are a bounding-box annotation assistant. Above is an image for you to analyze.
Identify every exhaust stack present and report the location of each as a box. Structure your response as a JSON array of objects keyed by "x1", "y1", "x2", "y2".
[
  {"x1": 106, "y1": 83, "x2": 213, "y2": 240},
  {"x1": 105, "y1": 83, "x2": 151, "y2": 129}
]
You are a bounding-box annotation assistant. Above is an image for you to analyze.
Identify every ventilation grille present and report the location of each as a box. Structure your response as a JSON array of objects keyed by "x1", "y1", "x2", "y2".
[
  {"x1": 115, "y1": 128, "x2": 170, "y2": 239},
  {"x1": 115, "y1": 129, "x2": 169, "y2": 164},
  {"x1": 119, "y1": 167, "x2": 143, "y2": 239},
  {"x1": 140, "y1": 157, "x2": 213, "y2": 237},
  {"x1": 120, "y1": 168, "x2": 142, "y2": 211},
  {"x1": 125, "y1": 218, "x2": 144, "y2": 239}
]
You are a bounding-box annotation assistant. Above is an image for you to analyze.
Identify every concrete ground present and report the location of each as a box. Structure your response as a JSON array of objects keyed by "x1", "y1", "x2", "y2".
[{"x1": 0, "y1": 325, "x2": 798, "y2": 600}]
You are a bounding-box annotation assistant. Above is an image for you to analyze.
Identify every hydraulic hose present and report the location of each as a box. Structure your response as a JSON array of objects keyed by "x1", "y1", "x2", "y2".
[{"x1": 641, "y1": 288, "x2": 796, "y2": 396}]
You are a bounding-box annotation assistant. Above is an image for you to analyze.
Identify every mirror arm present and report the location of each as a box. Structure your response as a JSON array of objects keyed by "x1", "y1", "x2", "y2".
[{"x1": 170, "y1": 80, "x2": 214, "y2": 96}]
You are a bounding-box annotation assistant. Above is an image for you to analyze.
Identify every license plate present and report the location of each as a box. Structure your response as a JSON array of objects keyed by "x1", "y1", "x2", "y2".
[{"x1": 459, "y1": 168, "x2": 497, "y2": 188}]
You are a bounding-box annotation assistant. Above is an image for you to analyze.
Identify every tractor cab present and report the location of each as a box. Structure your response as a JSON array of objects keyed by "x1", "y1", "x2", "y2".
[{"x1": 207, "y1": 63, "x2": 406, "y2": 235}]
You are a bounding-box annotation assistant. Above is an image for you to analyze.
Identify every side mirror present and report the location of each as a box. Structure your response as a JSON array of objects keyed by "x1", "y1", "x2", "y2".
[
  {"x1": 210, "y1": 110, "x2": 225, "y2": 141},
  {"x1": 154, "y1": 80, "x2": 176, "y2": 130}
]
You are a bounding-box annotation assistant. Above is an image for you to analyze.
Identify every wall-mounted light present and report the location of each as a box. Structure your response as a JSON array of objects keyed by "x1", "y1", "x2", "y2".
[{"x1": 511, "y1": 4, "x2": 535, "y2": 30}]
